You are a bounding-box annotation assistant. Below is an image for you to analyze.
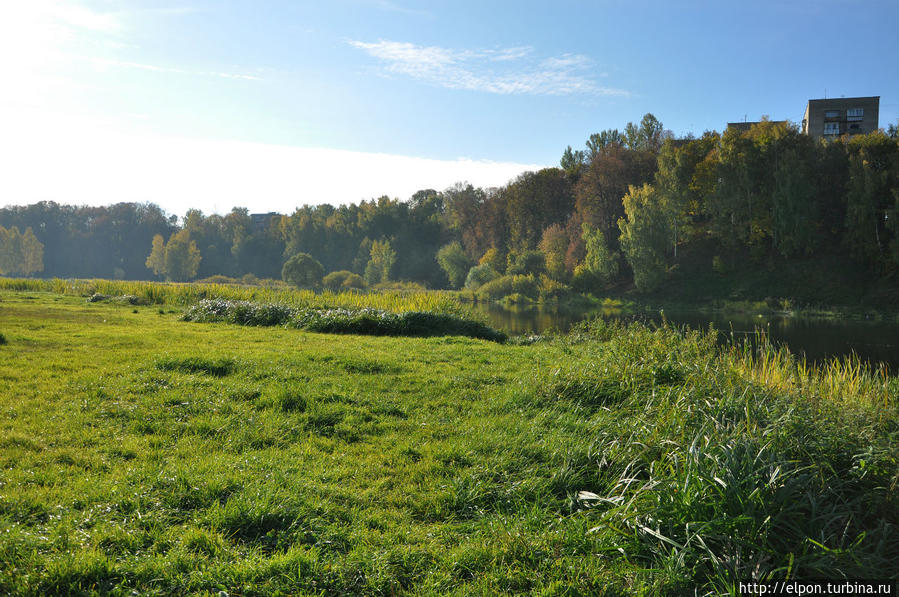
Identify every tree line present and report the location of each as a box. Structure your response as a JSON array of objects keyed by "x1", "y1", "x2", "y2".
[{"x1": 1, "y1": 115, "x2": 897, "y2": 294}]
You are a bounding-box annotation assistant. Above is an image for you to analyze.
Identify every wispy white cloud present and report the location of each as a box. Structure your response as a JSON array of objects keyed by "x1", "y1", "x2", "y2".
[
  {"x1": 92, "y1": 58, "x2": 262, "y2": 81},
  {"x1": 348, "y1": 39, "x2": 628, "y2": 97},
  {"x1": 40, "y1": 0, "x2": 122, "y2": 33}
]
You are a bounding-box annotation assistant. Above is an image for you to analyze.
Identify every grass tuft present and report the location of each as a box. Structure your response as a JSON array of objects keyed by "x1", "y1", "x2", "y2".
[{"x1": 154, "y1": 355, "x2": 235, "y2": 377}]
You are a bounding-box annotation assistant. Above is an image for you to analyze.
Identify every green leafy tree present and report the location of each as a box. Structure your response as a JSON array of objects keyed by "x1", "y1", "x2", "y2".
[
  {"x1": 843, "y1": 132, "x2": 898, "y2": 266},
  {"x1": 772, "y1": 140, "x2": 818, "y2": 257},
  {"x1": 282, "y1": 252, "x2": 324, "y2": 288},
  {"x1": 581, "y1": 223, "x2": 619, "y2": 284},
  {"x1": 618, "y1": 184, "x2": 672, "y2": 292},
  {"x1": 364, "y1": 240, "x2": 396, "y2": 285},
  {"x1": 624, "y1": 113, "x2": 665, "y2": 152},
  {"x1": 560, "y1": 145, "x2": 586, "y2": 176},
  {"x1": 586, "y1": 129, "x2": 624, "y2": 160},
  {"x1": 436, "y1": 241, "x2": 473, "y2": 289},
  {"x1": 653, "y1": 134, "x2": 718, "y2": 259},
  {"x1": 888, "y1": 188, "x2": 899, "y2": 266}
]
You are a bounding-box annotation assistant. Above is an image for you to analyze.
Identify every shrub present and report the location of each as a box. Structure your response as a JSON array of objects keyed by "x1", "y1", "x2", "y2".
[
  {"x1": 506, "y1": 250, "x2": 546, "y2": 276},
  {"x1": 475, "y1": 275, "x2": 514, "y2": 301},
  {"x1": 196, "y1": 275, "x2": 238, "y2": 285},
  {"x1": 282, "y1": 253, "x2": 325, "y2": 289},
  {"x1": 476, "y1": 274, "x2": 538, "y2": 302},
  {"x1": 510, "y1": 275, "x2": 539, "y2": 298},
  {"x1": 538, "y1": 275, "x2": 570, "y2": 301},
  {"x1": 499, "y1": 293, "x2": 534, "y2": 306},
  {"x1": 322, "y1": 270, "x2": 366, "y2": 291},
  {"x1": 464, "y1": 264, "x2": 500, "y2": 290}
]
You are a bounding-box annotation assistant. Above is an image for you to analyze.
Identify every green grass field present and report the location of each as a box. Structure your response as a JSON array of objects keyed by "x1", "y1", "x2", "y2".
[{"x1": 0, "y1": 289, "x2": 897, "y2": 595}]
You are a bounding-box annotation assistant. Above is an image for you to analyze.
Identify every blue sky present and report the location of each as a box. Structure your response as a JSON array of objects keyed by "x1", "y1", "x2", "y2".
[{"x1": 2, "y1": 0, "x2": 897, "y2": 216}]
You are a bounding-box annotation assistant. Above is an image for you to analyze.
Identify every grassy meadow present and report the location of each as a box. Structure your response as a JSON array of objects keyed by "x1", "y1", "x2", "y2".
[{"x1": 0, "y1": 286, "x2": 897, "y2": 595}]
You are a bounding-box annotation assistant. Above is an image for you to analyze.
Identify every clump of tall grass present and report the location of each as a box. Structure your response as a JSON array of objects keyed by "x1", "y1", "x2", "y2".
[
  {"x1": 0, "y1": 332, "x2": 6, "y2": 345},
  {"x1": 551, "y1": 321, "x2": 899, "y2": 591},
  {"x1": 728, "y1": 332, "x2": 895, "y2": 412},
  {"x1": 182, "y1": 299, "x2": 507, "y2": 342}
]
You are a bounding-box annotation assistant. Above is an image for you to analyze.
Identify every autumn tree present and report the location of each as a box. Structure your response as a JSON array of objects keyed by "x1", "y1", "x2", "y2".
[
  {"x1": 502, "y1": 168, "x2": 574, "y2": 251},
  {"x1": 145, "y1": 230, "x2": 201, "y2": 281},
  {"x1": 145, "y1": 234, "x2": 166, "y2": 277},
  {"x1": 164, "y1": 230, "x2": 202, "y2": 282},
  {"x1": 574, "y1": 142, "x2": 657, "y2": 248},
  {"x1": 538, "y1": 223, "x2": 569, "y2": 280},
  {"x1": 478, "y1": 247, "x2": 505, "y2": 273}
]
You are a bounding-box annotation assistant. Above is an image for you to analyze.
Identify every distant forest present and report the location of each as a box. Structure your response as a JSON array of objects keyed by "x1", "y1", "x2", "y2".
[{"x1": 2, "y1": 114, "x2": 898, "y2": 294}]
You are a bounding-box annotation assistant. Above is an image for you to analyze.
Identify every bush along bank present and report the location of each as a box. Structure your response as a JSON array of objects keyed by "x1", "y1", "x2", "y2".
[{"x1": 182, "y1": 298, "x2": 507, "y2": 342}]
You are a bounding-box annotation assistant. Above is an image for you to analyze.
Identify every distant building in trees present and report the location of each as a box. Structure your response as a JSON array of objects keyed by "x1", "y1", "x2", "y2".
[
  {"x1": 250, "y1": 212, "x2": 279, "y2": 232},
  {"x1": 801, "y1": 96, "x2": 880, "y2": 139},
  {"x1": 726, "y1": 96, "x2": 881, "y2": 140}
]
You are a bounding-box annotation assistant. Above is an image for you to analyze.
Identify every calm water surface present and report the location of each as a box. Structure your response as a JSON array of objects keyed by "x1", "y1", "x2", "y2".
[{"x1": 474, "y1": 303, "x2": 899, "y2": 372}]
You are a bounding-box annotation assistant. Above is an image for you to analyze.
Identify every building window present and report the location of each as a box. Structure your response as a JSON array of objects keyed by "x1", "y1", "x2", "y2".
[
  {"x1": 847, "y1": 108, "x2": 864, "y2": 121},
  {"x1": 824, "y1": 109, "x2": 841, "y2": 119},
  {"x1": 849, "y1": 124, "x2": 861, "y2": 131},
  {"x1": 823, "y1": 122, "x2": 840, "y2": 135}
]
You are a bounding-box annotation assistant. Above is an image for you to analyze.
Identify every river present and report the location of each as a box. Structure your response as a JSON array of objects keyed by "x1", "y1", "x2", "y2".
[{"x1": 473, "y1": 303, "x2": 899, "y2": 372}]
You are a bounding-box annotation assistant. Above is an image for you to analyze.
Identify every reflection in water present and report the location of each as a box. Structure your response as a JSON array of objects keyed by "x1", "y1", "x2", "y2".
[{"x1": 473, "y1": 303, "x2": 899, "y2": 371}]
